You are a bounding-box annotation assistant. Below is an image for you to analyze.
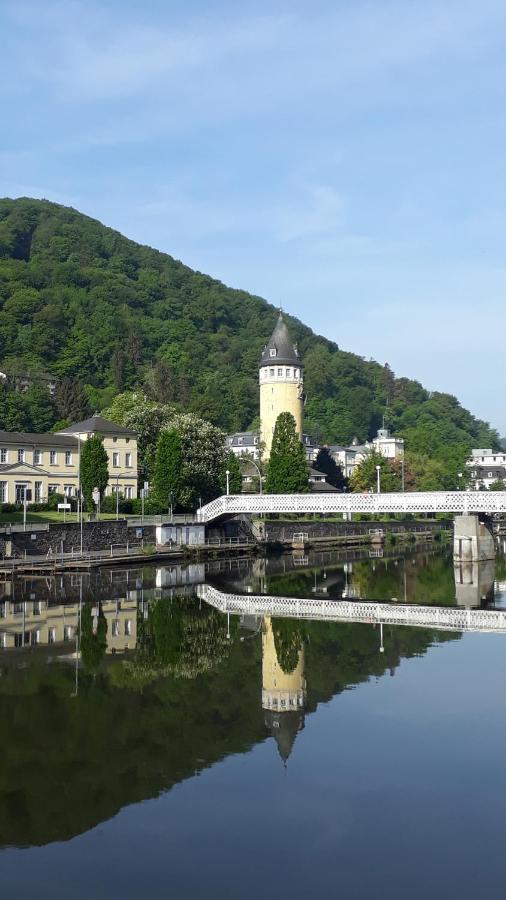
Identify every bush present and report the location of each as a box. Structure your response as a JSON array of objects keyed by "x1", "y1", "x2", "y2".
[
  {"x1": 101, "y1": 494, "x2": 134, "y2": 514},
  {"x1": 131, "y1": 496, "x2": 165, "y2": 515},
  {"x1": 46, "y1": 492, "x2": 65, "y2": 511}
]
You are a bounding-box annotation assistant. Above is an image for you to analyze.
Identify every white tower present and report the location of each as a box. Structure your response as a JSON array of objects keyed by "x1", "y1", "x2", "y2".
[{"x1": 259, "y1": 314, "x2": 304, "y2": 460}]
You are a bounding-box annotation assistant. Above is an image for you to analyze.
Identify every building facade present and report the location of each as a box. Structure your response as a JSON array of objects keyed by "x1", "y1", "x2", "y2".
[
  {"x1": 467, "y1": 449, "x2": 506, "y2": 490},
  {"x1": 0, "y1": 414, "x2": 138, "y2": 505},
  {"x1": 259, "y1": 313, "x2": 304, "y2": 460}
]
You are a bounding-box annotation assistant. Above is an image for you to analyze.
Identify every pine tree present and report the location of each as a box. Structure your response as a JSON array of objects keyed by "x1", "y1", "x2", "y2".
[
  {"x1": 314, "y1": 446, "x2": 347, "y2": 490},
  {"x1": 80, "y1": 434, "x2": 109, "y2": 509},
  {"x1": 265, "y1": 412, "x2": 308, "y2": 493},
  {"x1": 152, "y1": 429, "x2": 182, "y2": 509}
]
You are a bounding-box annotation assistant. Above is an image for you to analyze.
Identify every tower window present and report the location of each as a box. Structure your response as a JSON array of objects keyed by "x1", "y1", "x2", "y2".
[
  {"x1": 269, "y1": 368, "x2": 274, "y2": 377},
  {"x1": 286, "y1": 368, "x2": 292, "y2": 377},
  {"x1": 277, "y1": 368, "x2": 283, "y2": 376},
  {"x1": 295, "y1": 368, "x2": 299, "y2": 378},
  {"x1": 269, "y1": 348, "x2": 276, "y2": 357}
]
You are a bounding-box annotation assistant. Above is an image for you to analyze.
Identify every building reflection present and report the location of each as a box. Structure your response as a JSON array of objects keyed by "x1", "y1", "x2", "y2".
[{"x1": 261, "y1": 615, "x2": 306, "y2": 764}]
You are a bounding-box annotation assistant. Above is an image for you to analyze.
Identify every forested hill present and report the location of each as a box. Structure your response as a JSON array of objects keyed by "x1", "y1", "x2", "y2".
[{"x1": 0, "y1": 197, "x2": 499, "y2": 461}]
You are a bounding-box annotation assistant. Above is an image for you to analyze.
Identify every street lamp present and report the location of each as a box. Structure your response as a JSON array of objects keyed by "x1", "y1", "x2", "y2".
[
  {"x1": 115, "y1": 474, "x2": 120, "y2": 521},
  {"x1": 376, "y1": 465, "x2": 381, "y2": 494},
  {"x1": 379, "y1": 622, "x2": 384, "y2": 653},
  {"x1": 401, "y1": 456, "x2": 405, "y2": 492},
  {"x1": 75, "y1": 434, "x2": 83, "y2": 555},
  {"x1": 238, "y1": 456, "x2": 263, "y2": 494},
  {"x1": 226, "y1": 469, "x2": 230, "y2": 496},
  {"x1": 457, "y1": 472, "x2": 463, "y2": 491}
]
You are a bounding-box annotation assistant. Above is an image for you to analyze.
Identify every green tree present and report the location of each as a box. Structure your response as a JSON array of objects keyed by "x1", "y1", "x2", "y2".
[
  {"x1": 80, "y1": 602, "x2": 107, "y2": 671},
  {"x1": 54, "y1": 377, "x2": 89, "y2": 423},
  {"x1": 152, "y1": 429, "x2": 182, "y2": 509},
  {"x1": 489, "y1": 479, "x2": 506, "y2": 491},
  {"x1": 265, "y1": 412, "x2": 308, "y2": 493},
  {"x1": 349, "y1": 449, "x2": 400, "y2": 493},
  {"x1": 224, "y1": 450, "x2": 242, "y2": 494},
  {"x1": 80, "y1": 434, "x2": 109, "y2": 509},
  {"x1": 314, "y1": 446, "x2": 346, "y2": 490},
  {"x1": 101, "y1": 392, "x2": 174, "y2": 482},
  {"x1": 160, "y1": 413, "x2": 227, "y2": 509}
]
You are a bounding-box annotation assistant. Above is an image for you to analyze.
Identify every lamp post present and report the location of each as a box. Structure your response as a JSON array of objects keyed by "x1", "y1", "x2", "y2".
[
  {"x1": 376, "y1": 465, "x2": 381, "y2": 494},
  {"x1": 457, "y1": 472, "x2": 463, "y2": 491},
  {"x1": 76, "y1": 434, "x2": 83, "y2": 555},
  {"x1": 226, "y1": 469, "x2": 230, "y2": 496},
  {"x1": 401, "y1": 456, "x2": 405, "y2": 492},
  {"x1": 115, "y1": 474, "x2": 120, "y2": 521},
  {"x1": 379, "y1": 622, "x2": 384, "y2": 653}
]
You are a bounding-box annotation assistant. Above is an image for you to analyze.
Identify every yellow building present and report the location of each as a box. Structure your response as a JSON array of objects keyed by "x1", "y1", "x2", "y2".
[
  {"x1": 0, "y1": 596, "x2": 137, "y2": 652},
  {"x1": 0, "y1": 414, "x2": 138, "y2": 505},
  {"x1": 259, "y1": 314, "x2": 304, "y2": 460},
  {"x1": 262, "y1": 615, "x2": 306, "y2": 764}
]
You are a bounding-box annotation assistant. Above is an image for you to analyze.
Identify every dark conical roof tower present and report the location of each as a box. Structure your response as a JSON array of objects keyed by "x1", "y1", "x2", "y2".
[
  {"x1": 260, "y1": 313, "x2": 300, "y2": 367},
  {"x1": 264, "y1": 709, "x2": 305, "y2": 766}
]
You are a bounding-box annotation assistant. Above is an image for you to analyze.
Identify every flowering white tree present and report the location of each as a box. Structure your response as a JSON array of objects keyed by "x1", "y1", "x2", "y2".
[
  {"x1": 161, "y1": 413, "x2": 227, "y2": 509},
  {"x1": 102, "y1": 392, "x2": 174, "y2": 479}
]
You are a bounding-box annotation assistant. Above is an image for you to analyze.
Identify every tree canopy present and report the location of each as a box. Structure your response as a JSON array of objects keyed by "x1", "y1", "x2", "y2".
[
  {"x1": 314, "y1": 446, "x2": 346, "y2": 490},
  {"x1": 80, "y1": 434, "x2": 109, "y2": 509},
  {"x1": 265, "y1": 412, "x2": 308, "y2": 493},
  {"x1": 0, "y1": 198, "x2": 499, "y2": 462}
]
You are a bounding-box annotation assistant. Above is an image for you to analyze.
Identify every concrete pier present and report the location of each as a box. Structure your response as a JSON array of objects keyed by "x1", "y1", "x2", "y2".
[{"x1": 453, "y1": 515, "x2": 495, "y2": 562}]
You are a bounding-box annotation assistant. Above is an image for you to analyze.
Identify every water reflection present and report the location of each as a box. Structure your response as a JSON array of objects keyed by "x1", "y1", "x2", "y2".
[
  {"x1": 262, "y1": 616, "x2": 306, "y2": 764},
  {"x1": 0, "y1": 548, "x2": 505, "y2": 659}
]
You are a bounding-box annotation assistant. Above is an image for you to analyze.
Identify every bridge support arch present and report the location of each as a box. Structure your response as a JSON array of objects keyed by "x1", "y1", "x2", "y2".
[{"x1": 453, "y1": 515, "x2": 495, "y2": 562}]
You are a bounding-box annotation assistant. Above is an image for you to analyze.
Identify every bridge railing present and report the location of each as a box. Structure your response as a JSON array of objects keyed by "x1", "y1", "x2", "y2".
[
  {"x1": 200, "y1": 586, "x2": 506, "y2": 634},
  {"x1": 197, "y1": 491, "x2": 506, "y2": 523}
]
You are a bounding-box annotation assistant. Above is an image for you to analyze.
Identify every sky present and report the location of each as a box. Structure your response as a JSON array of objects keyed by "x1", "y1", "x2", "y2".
[{"x1": 1, "y1": 0, "x2": 505, "y2": 435}]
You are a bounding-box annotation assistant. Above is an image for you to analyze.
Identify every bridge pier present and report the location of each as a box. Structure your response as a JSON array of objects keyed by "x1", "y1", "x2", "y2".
[
  {"x1": 454, "y1": 559, "x2": 495, "y2": 607},
  {"x1": 453, "y1": 514, "x2": 495, "y2": 562}
]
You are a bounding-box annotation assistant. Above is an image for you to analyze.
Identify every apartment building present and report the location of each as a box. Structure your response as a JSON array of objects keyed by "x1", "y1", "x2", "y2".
[
  {"x1": 467, "y1": 449, "x2": 506, "y2": 490},
  {"x1": 0, "y1": 414, "x2": 138, "y2": 505}
]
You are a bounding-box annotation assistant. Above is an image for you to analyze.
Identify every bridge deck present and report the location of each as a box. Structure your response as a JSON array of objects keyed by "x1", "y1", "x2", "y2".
[
  {"x1": 197, "y1": 491, "x2": 506, "y2": 523},
  {"x1": 201, "y1": 586, "x2": 506, "y2": 634}
]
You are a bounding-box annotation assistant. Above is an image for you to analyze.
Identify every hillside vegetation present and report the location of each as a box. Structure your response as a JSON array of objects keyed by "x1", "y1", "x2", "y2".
[{"x1": 0, "y1": 198, "x2": 499, "y2": 466}]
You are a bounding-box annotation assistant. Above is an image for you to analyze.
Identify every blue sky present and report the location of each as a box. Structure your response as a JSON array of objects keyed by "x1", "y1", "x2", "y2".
[{"x1": 2, "y1": 0, "x2": 505, "y2": 434}]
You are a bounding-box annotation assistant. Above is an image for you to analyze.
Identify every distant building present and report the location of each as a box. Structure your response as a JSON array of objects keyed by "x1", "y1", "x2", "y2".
[
  {"x1": 467, "y1": 449, "x2": 506, "y2": 490},
  {"x1": 329, "y1": 428, "x2": 404, "y2": 480},
  {"x1": 0, "y1": 414, "x2": 138, "y2": 505},
  {"x1": 0, "y1": 368, "x2": 58, "y2": 396},
  {"x1": 226, "y1": 314, "x2": 404, "y2": 486}
]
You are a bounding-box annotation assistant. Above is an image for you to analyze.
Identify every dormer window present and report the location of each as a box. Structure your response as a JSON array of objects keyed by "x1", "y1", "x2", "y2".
[{"x1": 269, "y1": 348, "x2": 276, "y2": 358}]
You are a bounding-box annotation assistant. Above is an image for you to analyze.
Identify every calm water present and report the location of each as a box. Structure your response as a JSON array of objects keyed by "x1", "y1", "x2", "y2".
[{"x1": 0, "y1": 546, "x2": 506, "y2": 899}]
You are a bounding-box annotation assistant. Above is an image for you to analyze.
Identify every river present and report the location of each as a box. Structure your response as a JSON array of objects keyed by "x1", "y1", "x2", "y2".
[{"x1": 0, "y1": 545, "x2": 505, "y2": 899}]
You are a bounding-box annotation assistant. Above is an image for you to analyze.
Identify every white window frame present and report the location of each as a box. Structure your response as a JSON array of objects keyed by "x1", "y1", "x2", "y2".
[
  {"x1": 33, "y1": 448, "x2": 42, "y2": 465},
  {"x1": 65, "y1": 450, "x2": 73, "y2": 466},
  {"x1": 17, "y1": 448, "x2": 25, "y2": 463},
  {"x1": 50, "y1": 450, "x2": 57, "y2": 465},
  {"x1": 125, "y1": 452, "x2": 132, "y2": 468},
  {"x1": 0, "y1": 482, "x2": 6, "y2": 503},
  {"x1": 0, "y1": 448, "x2": 8, "y2": 463},
  {"x1": 112, "y1": 451, "x2": 120, "y2": 467}
]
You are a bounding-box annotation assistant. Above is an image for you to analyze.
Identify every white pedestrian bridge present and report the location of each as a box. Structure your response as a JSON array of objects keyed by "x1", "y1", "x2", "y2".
[
  {"x1": 200, "y1": 586, "x2": 506, "y2": 634},
  {"x1": 197, "y1": 491, "x2": 506, "y2": 524}
]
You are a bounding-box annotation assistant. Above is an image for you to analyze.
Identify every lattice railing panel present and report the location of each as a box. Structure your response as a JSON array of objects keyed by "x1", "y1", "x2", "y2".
[
  {"x1": 197, "y1": 491, "x2": 506, "y2": 523},
  {"x1": 199, "y1": 586, "x2": 506, "y2": 634}
]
